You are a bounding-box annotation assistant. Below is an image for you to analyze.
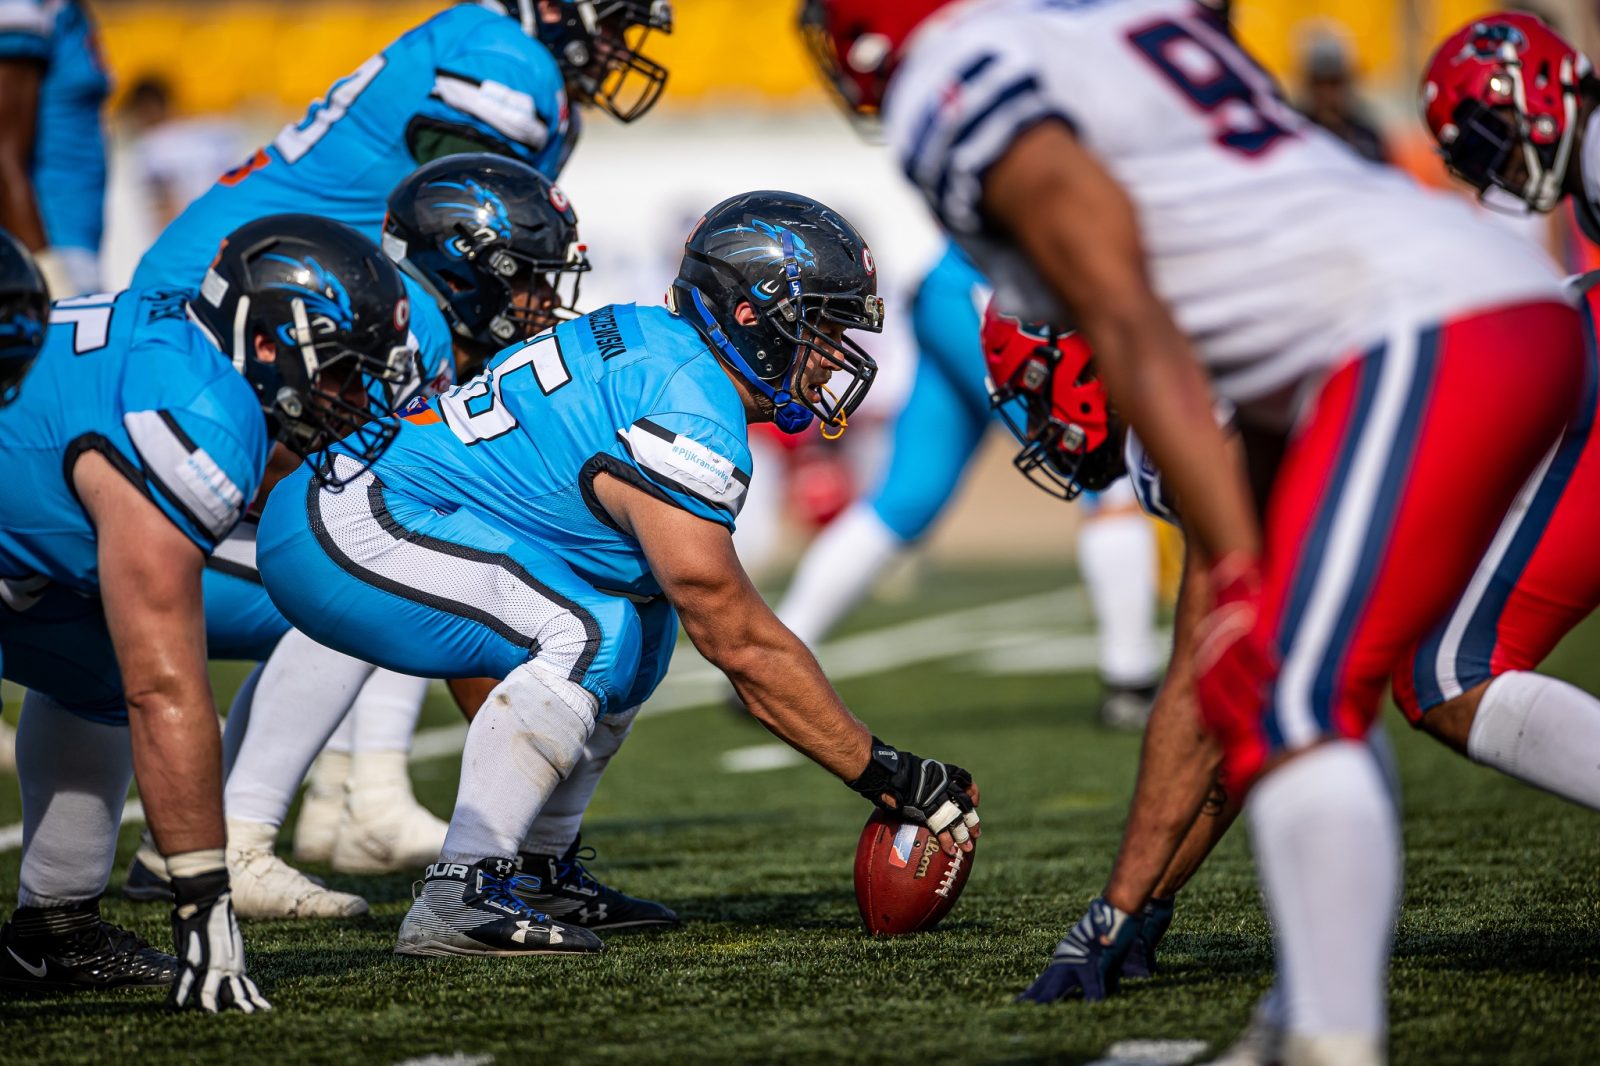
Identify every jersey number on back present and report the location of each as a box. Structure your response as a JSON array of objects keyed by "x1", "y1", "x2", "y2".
[
  {"x1": 273, "y1": 55, "x2": 387, "y2": 165},
  {"x1": 1127, "y1": 18, "x2": 1293, "y2": 157},
  {"x1": 440, "y1": 334, "x2": 570, "y2": 445}
]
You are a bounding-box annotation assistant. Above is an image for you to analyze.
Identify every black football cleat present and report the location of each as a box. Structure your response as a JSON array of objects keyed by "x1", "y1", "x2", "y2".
[
  {"x1": 0, "y1": 899, "x2": 176, "y2": 993},
  {"x1": 395, "y1": 857, "x2": 604, "y2": 958},
  {"x1": 513, "y1": 838, "x2": 679, "y2": 930}
]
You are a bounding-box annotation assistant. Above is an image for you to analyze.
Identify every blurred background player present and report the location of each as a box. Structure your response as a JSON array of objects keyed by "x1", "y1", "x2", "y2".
[
  {"x1": 1298, "y1": 32, "x2": 1389, "y2": 164},
  {"x1": 0, "y1": 214, "x2": 414, "y2": 1009},
  {"x1": 768, "y1": 242, "x2": 1161, "y2": 728},
  {"x1": 0, "y1": 0, "x2": 108, "y2": 299},
  {"x1": 121, "y1": 74, "x2": 248, "y2": 231}
]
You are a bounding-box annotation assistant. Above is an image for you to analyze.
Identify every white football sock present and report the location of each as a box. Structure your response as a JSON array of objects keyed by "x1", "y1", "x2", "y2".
[
  {"x1": 16, "y1": 693, "x2": 132, "y2": 907},
  {"x1": 350, "y1": 669, "x2": 430, "y2": 754},
  {"x1": 1248, "y1": 740, "x2": 1398, "y2": 1043},
  {"x1": 323, "y1": 710, "x2": 355, "y2": 756},
  {"x1": 223, "y1": 629, "x2": 376, "y2": 829},
  {"x1": 220, "y1": 661, "x2": 265, "y2": 778},
  {"x1": 440, "y1": 661, "x2": 598, "y2": 863},
  {"x1": 1077, "y1": 508, "x2": 1160, "y2": 687},
  {"x1": 1468, "y1": 671, "x2": 1600, "y2": 809},
  {"x1": 520, "y1": 704, "x2": 638, "y2": 856},
  {"x1": 774, "y1": 502, "x2": 906, "y2": 648}
]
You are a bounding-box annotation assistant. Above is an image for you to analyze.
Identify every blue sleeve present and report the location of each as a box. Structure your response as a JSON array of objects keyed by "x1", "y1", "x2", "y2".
[
  {"x1": 427, "y1": 29, "x2": 572, "y2": 177},
  {"x1": 390, "y1": 276, "x2": 457, "y2": 414},
  {"x1": 613, "y1": 411, "x2": 752, "y2": 531},
  {"x1": 0, "y1": 1, "x2": 49, "y2": 61}
]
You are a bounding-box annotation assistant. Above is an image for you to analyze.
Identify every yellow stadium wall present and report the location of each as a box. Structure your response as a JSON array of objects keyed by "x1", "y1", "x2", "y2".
[{"x1": 94, "y1": 1, "x2": 1563, "y2": 119}]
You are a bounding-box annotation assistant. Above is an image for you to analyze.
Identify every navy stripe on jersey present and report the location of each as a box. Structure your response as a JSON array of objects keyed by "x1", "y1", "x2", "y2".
[
  {"x1": 1261, "y1": 344, "x2": 1387, "y2": 751},
  {"x1": 1410, "y1": 294, "x2": 1600, "y2": 710},
  {"x1": 1305, "y1": 329, "x2": 1438, "y2": 729}
]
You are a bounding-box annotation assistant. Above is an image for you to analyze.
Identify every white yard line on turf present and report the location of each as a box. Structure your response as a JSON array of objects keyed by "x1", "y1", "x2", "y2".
[
  {"x1": 719, "y1": 744, "x2": 806, "y2": 774},
  {"x1": 0, "y1": 587, "x2": 1099, "y2": 852},
  {"x1": 1085, "y1": 1039, "x2": 1209, "y2": 1066}
]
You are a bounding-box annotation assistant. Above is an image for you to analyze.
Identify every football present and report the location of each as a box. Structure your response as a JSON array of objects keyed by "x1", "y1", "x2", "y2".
[{"x1": 853, "y1": 809, "x2": 975, "y2": 936}]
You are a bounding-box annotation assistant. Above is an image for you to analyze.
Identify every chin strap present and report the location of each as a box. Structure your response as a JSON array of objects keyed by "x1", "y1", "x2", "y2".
[{"x1": 686, "y1": 286, "x2": 815, "y2": 433}]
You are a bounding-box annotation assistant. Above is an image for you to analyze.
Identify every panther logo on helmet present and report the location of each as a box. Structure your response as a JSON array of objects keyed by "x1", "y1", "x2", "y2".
[{"x1": 261, "y1": 254, "x2": 355, "y2": 347}]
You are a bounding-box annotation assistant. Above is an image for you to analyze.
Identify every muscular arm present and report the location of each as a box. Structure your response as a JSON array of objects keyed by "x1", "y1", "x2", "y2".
[
  {"x1": 0, "y1": 58, "x2": 46, "y2": 251},
  {"x1": 76, "y1": 452, "x2": 224, "y2": 855},
  {"x1": 1101, "y1": 536, "x2": 1226, "y2": 913},
  {"x1": 592, "y1": 472, "x2": 872, "y2": 780},
  {"x1": 982, "y1": 121, "x2": 1259, "y2": 565}
]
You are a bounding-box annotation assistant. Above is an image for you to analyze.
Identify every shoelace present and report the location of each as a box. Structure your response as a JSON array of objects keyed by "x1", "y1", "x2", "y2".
[
  {"x1": 64, "y1": 923, "x2": 163, "y2": 972},
  {"x1": 555, "y1": 846, "x2": 601, "y2": 893},
  {"x1": 469, "y1": 872, "x2": 555, "y2": 921}
]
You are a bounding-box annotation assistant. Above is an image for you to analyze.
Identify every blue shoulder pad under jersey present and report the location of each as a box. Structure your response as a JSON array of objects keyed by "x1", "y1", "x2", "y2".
[
  {"x1": 131, "y1": 3, "x2": 569, "y2": 291},
  {"x1": 0, "y1": 289, "x2": 269, "y2": 590},
  {"x1": 389, "y1": 276, "x2": 456, "y2": 413},
  {"x1": 911, "y1": 242, "x2": 991, "y2": 416},
  {"x1": 0, "y1": 0, "x2": 109, "y2": 254}
]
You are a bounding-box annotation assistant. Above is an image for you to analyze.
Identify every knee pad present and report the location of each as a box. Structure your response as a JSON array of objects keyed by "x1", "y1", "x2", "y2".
[{"x1": 493, "y1": 661, "x2": 601, "y2": 781}]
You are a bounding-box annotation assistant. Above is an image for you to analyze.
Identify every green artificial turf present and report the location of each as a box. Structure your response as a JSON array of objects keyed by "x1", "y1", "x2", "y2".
[{"x1": 1, "y1": 567, "x2": 1598, "y2": 1064}]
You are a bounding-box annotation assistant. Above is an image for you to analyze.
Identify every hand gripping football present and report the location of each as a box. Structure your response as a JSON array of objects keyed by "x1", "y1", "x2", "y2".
[{"x1": 853, "y1": 809, "x2": 974, "y2": 935}]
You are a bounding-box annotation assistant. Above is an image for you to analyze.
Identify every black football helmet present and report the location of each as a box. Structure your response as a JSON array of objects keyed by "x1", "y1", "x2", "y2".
[
  {"x1": 516, "y1": 0, "x2": 673, "y2": 122},
  {"x1": 383, "y1": 153, "x2": 589, "y2": 370},
  {"x1": 189, "y1": 214, "x2": 413, "y2": 486},
  {"x1": 669, "y1": 190, "x2": 883, "y2": 435},
  {"x1": 0, "y1": 228, "x2": 48, "y2": 407}
]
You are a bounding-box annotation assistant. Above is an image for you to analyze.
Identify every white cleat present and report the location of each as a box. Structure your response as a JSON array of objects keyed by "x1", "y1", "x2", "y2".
[
  {"x1": 292, "y1": 750, "x2": 351, "y2": 865},
  {"x1": 330, "y1": 750, "x2": 447, "y2": 874},
  {"x1": 227, "y1": 818, "x2": 368, "y2": 920},
  {"x1": 1207, "y1": 989, "x2": 1285, "y2": 1066}
]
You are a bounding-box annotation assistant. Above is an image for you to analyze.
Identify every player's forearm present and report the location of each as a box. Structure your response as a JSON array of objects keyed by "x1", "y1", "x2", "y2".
[
  {"x1": 1102, "y1": 677, "x2": 1221, "y2": 914},
  {"x1": 1102, "y1": 540, "x2": 1223, "y2": 913},
  {"x1": 0, "y1": 153, "x2": 46, "y2": 251},
  {"x1": 687, "y1": 605, "x2": 871, "y2": 779},
  {"x1": 126, "y1": 672, "x2": 227, "y2": 855},
  {"x1": 1151, "y1": 776, "x2": 1243, "y2": 901}
]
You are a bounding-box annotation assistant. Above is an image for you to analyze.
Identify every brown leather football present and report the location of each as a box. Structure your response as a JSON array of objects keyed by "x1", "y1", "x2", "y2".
[{"x1": 853, "y1": 809, "x2": 974, "y2": 935}]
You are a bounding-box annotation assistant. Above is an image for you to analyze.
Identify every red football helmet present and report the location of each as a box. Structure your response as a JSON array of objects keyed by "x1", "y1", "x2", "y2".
[
  {"x1": 980, "y1": 298, "x2": 1121, "y2": 501},
  {"x1": 1420, "y1": 13, "x2": 1589, "y2": 212},
  {"x1": 797, "y1": 0, "x2": 955, "y2": 120}
]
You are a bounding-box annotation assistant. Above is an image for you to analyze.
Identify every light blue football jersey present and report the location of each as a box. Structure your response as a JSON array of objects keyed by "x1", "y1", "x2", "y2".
[
  {"x1": 0, "y1": 289, "x2": 269, "y2": 591},
  {"x1": 396, "y1": 274, "x2": 456, "y2": 409},
  {"x1": 0, "y1": 0, "x2": 109, "y2": 254},
  {"x1": 132, "y1": 2, "x2": 571, "y2": 291},
  {"x1": 355, "y1": 304, "x2": 752, "y2": 599}
]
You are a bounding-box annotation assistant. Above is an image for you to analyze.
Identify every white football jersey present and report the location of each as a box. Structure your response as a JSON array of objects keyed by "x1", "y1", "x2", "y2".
[{"x1": 886, "y1": 0, "x2": 1566, "y2": 426}]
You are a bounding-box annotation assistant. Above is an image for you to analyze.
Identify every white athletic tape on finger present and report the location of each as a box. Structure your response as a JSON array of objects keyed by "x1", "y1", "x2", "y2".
[
  {"x1": 951, "y1": 820, "x2": 970, "y2": 844},
  {"x1": 964, "y1": 809, "x2": 981, "y2": 830},
  {"x1": 928, "y1": 799, "x2": 963, "y2": 833}
]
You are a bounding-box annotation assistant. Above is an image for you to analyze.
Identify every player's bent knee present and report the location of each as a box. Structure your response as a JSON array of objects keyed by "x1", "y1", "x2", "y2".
[
  {"x1": 494, "y1": 661, "x2": 600, "y2": 781},
  {"x1": 537, "y1": 592, "x2": 642, "y2": 720},
  {"x1": 1411, "y1": 686, "x2": 1485, "y2": 756}
]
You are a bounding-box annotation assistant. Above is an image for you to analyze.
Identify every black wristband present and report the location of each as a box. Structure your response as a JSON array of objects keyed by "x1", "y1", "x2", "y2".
[
  {"x1": 846, "y1": 736, "x2": 901, "y2": 795},
  {"x1": 170, "y1": 868, "x2": 229, "y2": 909}
]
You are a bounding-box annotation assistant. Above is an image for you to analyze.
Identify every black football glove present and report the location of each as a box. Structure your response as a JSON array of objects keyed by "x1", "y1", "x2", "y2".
[
  {"x1": 168, "y1": 869, "x2": 270, "y2": 1014},
  {"x1": 847, "y1": 737, "x2": 980, "y2": 844}
]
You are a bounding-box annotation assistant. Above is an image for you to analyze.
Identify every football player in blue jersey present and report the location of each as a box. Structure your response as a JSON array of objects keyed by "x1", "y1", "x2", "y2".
[
  {"x1": 255, "y1": 191, "x2": 981, "y2": 957},
  {"x1": 0, "y1": 214, "x2": 411, "y2": 1008},
  {"x1": 132, "y1": 0, "x2": 672, "y2": 294},
  {"x1": 178, "y1": 156, "x2": 599, "y2": 919},
  {"x1": 768, "y1": 242, "x2": 1163, "y2": 728},
  {"x1": 0, "y1": 0, "x2": 108, "y2": 298}
]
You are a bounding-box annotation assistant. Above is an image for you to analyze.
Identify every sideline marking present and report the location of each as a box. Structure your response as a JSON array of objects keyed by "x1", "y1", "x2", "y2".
[
  {"x1": 719, "y1": 743, "x2": 805, "y2": 774},
  {"x1": 1086, "y1": 1039, "x2": 1209, "y2": 1066}
]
